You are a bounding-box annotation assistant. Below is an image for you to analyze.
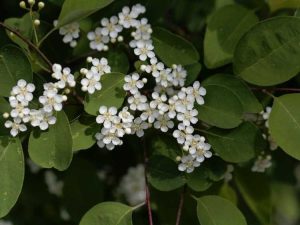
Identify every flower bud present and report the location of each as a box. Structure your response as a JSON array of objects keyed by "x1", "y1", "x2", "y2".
[
  {"x1": 34, "y1": 19, "x2": 40, "y2": 26},
  {"x1": 38, "y1": 1, "x2": 45, "y2": 9},
  {"x1": 27, "y1": 0, "x2": 35, "y2": 6},
  {"x1": 2, "y1": 112, "x2": 9, "y2": 119},
  {"x1": 176, "y1": 156, "x2": 181, "y2": 162},
  {"x1": 19, "y1": 1, "x2": 26, "y2": 8},
  {"x1": 62, "y1": 95, "x2": 68, "y2": 101},
  {"x1": 64, "y1": 88, "x2": 71, "y2": 94}
]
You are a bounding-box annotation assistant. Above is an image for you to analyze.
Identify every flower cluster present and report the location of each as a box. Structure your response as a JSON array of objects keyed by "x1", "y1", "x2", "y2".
[
  {"x1": 80, "y1": 57, "x2": 111, "y2": 94},
  {"x1": 44, "y1": 170, "x2": 64, "y2": 197},
  {"x1": 260, "y1": 106, "x2": 278, "y2": 151},
  {"x1": 54, "y1": 20, "x2": 80, "y2": 47},
  {"x1": 4, "y1": 64, "x2": 74, "y2": 136},
  {"x1": 82, "y1": 4, "x2": 212, "y2": 173},
  {"x1": 251, "y1": 154, "x2": 272, "y2": 173},
  {"x1": 117, "y1": 164, "x2": 146, "y2": 206}
]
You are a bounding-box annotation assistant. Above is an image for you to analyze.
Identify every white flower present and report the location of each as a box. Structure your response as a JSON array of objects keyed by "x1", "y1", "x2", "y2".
[
  {"x1": 96, "y1": 128, "x2": 123, "y2": 150},
  {"x1": 10, "y1": 103, "x2": 30, "y2": 119},
  {"x1": 133, "y1": 40, "x2": 155, "y2": 61},
  {"x1": 10, "y1": 79, "x2": 35, "y2": 104},
  {"x1": 171, "y1": 65, "x2": 187, "y2": 87},
  {"x1": 117, "y1": 164, "x2": 146, "y2": 206},
  {"x1": 177, "y1": 109, "x2": 198, "y2": 126},
  {"x1": 261, "y1": 106, "x2": 272, "y2": 128},
  {"x1": 118, "y1": 107, "x2": 134, "y2": 123},
  {"x1": 96, "y1": 106, "x2": 118, "y2": 128},
  {"x1": 89, "y1": 57, "x2": 111, "y2": 75},
  {"x1": 39, "y1": 89, "x2": 65, "y2": 113},
  {"x1": 178, "y1": 154, "x2": 200, "y2": 173},
  {"x1": 223, "y1": 165, "x2": 234, "y2": 182},
  {"x1": 131, "y1": 117, "x2": 149, "y2": 137},
  {"x1": 173, "y1": 123, "x2": 194, "y2": 145},
  {"x1": 52, "y1": 64, "x2": 76, "y2": 88},
  {"x1": 27, "y1": 158, "x2": 41, "y2": 174},
  {"x1": 87, "y1": 28, "x2": 110, "y2": 51},
  {"x1": 123, "y1": 73, "x2": 147, "y2": 94},
  {"x1": 54, "y1": 20, "x2": 80, "y2": 47},
  {"x1": 127, "y1": 93, "x2": 148, "y2": 111},
  {"x1": 81, "y1": 69, "x2": 102, "y2": 94},
  {"x1": 118, "y1": 6, "x2": 139, "y2": 28},
  {"x1": 131, "y1": 18, "x2": 152, "y2": 41},
  {"x1": 154, "y1": 114, "x2": 174, "y2": 132},
  {"x1": 132, "y1": 4, "x2": 146, "y2": 15},
  {"x1": 4, "y1": 117, "x2": 27, "y2": 136},
  {"x1": 156, "y1": 68, "x2": 172, "y2": 87},
  {"x1": 44, "y1": 171, "x2": 64, "y2": 197},
  {"x1": 175, "y1": 90, "x2": 194, "y2": 113},
  {"x1": 251, "y1": 154, "x2": 272, "y2": 173},
  {"x1": 150, "y1": 92, "x2": 168, "y2": 114},
  {"x1": 191, "y1": 141, "x2": 212, "y2": 163},
  {"x1": 140, "y1": 104, "x2": 159, "y2": 123},
  {"x1": 100, "y1": 16, "x2": 123, "y2": 39},
  {"x1": 185, "y1": 81, "x2": 206, "y2": 105},
  {"x1": 60, "y1": 208, "x2": 71, "y2": 221},
  {"x1": 38, "y1": 110, "x2": 57, "y2": 130},
  {"x1": 141, "y1": 57, "x2": 164, "y2": 78}
]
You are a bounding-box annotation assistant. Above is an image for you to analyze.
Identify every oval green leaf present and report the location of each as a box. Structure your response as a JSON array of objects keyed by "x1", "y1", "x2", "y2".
[
  {"x1": 196, "y1": 195, "x2": 247, "y2": 225},
  {"x1": 152, "y1": 27, "x2": 200, "y2": 66},
  {"x1": 204, "y1": 5, "x2": 258, "y2": 68},
  {"x1": 269, "y1": 93, "x2": 300, "y2": 160},
  {"x1": 206, "y1": 122, "x2": 265, "y2": 163},
  {"x1": 79, "y1": 202, "x2": 134, "y2": 225},
  {"x1": 234, "y1": 17, "x2": 300, "y2": 86},
  {"x1": 196, "y1": 82, "x2": 243, "y2": 129},
  {"x1": 0, "y1": 45, "x2": 32, "y2": 97},
  {"x1": 28, "y1": 111, "x2": 73, "y2": 171},
  {"x1": 58, "y1": 0, "x2": 113, "y2": 27},
  {"x1": 84, "y1": 72, "x2": 126, "y2": 116},
  {"x1": 0, "y1": 137, "x2": 24, "y2": 218},
  {"x1": 148, "y1": 155, "x2": 186, "y2": 191}
]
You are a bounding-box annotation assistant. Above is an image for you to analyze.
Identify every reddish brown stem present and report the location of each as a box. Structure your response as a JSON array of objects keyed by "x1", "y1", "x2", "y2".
[{"x1": 175, "y1": 185, "x2": 186, "y2": 225}]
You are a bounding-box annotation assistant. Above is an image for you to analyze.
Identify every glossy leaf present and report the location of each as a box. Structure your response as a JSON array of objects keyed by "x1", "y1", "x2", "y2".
[
  {"x1": 269, "y1": 94, "x2": 300, "y2": 160},
  {"x1": 107, "y1": 49, "x2": 130, "y2": 74},
  {"x1": 152, "y1": 27, "x2": 200, "y2": 66},
  {"x1": 185, "y1": 63, "x2": 202, "y2": 86},
  {"x1": 186, "y1": 167, "x2": 212, "y2": 192},
  {"x1": 197, "y1": 80, "x2": 243, "y2": 129},
  {"x1": 268, "y1": 0, "x2": 300, "y2": 12},
  {"x1": 234, "y1": 17, "x2": 300, "y2": 86},
  {"x1": 84, "y1": 73, "x2": 126, "y2": 116},
  {"x1": 202, "y1": 74, "x2": 262, "y2": 113},
  {"x1": 196, "y1": 195, "x2": 247, "y2": 225},
  {"x1": 71, "y1": 120, "x2": 98, "y2": 152},
  {"x1": 79, "y1": 202, "x2": 134, "y2": 225},
  {"x1": 28, "y1": 111, "x2": 73, "y2": 171},
  {"x1": 148, "y1": 155, "x2": 186, "y2": 191},
  {"x1": 204, "y1": 5, "x2": 258, "y2": 68},
  {"x1": 0, "y1": 137, "x2": 24, "y2": 218},
  {"x1": 207, "y1": 122, "x2": 264, "y2": 163},
  {"x1": 0, "y1": 45, "x2": 32, "y2": 97},
  {"x1": 57, "y1": 0, "x2": 113, "y2": 27}
]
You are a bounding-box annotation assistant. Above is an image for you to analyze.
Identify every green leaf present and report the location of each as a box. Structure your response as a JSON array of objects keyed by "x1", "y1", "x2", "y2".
[
  {"x1": 57, "y1": 0, "x2": 113, "y2": 27},
  {"x1": 185, "y1": 63, "x2": 202, "y2": 86},
  {"x1": 148, "y1": 155, "x2": 186, "y2": 191},
  {"x1": 0, "y1": 137, "x2": 24, "y2": 218},
  {"x1": 107, "y1": 49, "x2": 130, "y2": 74},
  {"x1": 79, "y1": 202, "x2": 134, "y2": 225},
  {"x1": 269, "y1": 94, "x2": 300, "y2": 160},
  {"x1": 234, "y1": 17, "x2": 300, "y2": 86},
  {"x1": 186, "y1": 167, "x2": 212, "y2": 192},
  {"x1": 28, "y1": 111, "x2": 73, "y2": 171},
  {"x1": 0, "y1": 98, "x2": 10, "y2": 136},
  {"x1": 63, "y1": 159, "x2": 104, "y2": 221},
  {"x1": 84, "y1": 73, "x2": 126, "y2": 116},
  {"x1": 71, "y1": 120, "x2": 98, "y2": 152},
  {"x1": 206, "y1": 122, "x2": 264, "y2": 163},
  {"x1": 202, "y1": 74, "x2": 262, "y2": 113},
  {"x1": 204, "y1": 5, "x2": 258, "y2": 68},
  {"x1": 268, "y1": 0, "x2": 300, "y2": 12},
  {"x1": 196, "y1": 195, "x2": 247, "y2": 225},
  {"x1": 218, "y1": 183, "x2": 238, "y2": 205},
  {"x1": 235, "y1": 169, "x2": 271, "y2": 225},
  {"x1": 196, "y1": 80, "x2": 243, "y2": 129},
  {"x1": 0, "y1": 45, "x2": 32, "y2": 97},
  {"x1": 152, "y1": 27, "x2": 200, "y2": 66}
]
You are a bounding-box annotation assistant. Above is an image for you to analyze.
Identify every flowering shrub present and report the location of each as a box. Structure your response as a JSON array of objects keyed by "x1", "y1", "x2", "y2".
[{"x1": 0, "y1": 0, "x2": 300, "y2": 225}]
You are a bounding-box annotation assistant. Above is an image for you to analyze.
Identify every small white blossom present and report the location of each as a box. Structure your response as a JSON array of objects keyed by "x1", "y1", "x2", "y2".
[
  {"x1": 133, "y1": 40, "x2": 155, "y2": 61},
  {"x1": 261, "y1": 106, "x2": 272, "y2": 128},
  {"x1": 154, "y1": 114, "x2": 174, "y2": 132},
  {"x1": 123, "y1": 73, "x2": 147, "y2": 94},
  {"x1": 87, "y1": 28, "x2": 110, "y2": 51},
  {"x1": 10, "y1": 79, "x2": 35, "y2": 104},
  {"x1": 96, "y1": 106, "x2": 118, "y2": 128},
  {"x1": 127, "y1": 93, "x2": 148, "y2": 111},
  {"x1": 131, "y1": 117, "x2": 149, "y2": 137},
  {"x1": 131, "y1": 18, "x2": 152, "y2": 41},
  {"x1": 5, "y1": 117, "x2": 27, "y2": 136},
  {"x1": 185, "y1": 81, "x2": 206, "y2": 105},
  {"x1": 178, "y1": 154, "x2": 200, "y2": 173},
  {"x1": 117, "y1": 164, "x2": 146, "y2": 206},
  {"x1": 100, "y1": 16, "x2": 123, "y2": 39},
  {"x1": 39, "y1": 88, "x2": 65, "y2": 113},
  {"x1": 223, "y1": 165, "x2": 234, "y2": 182},
  {"x1": 118, "y1": 6, "x2": 139, "y2": 28},
  {"x1": 252, "y1": 154, "x2": 272, "y2": 173},
  {"x1": 177, "y1": 109, "x2": 198, "y2": 126},
  {"x1": 90, "y1": 57, "x2": 111, "y2": 75},
  {"x1": 81, "y1": 68, "x2": 102, "y2": 94},
  {"x1": 44, "y1": 171, "x2": 64, "y2": 197},
  {"x1": 54, "y1": 20, "x2": 80, "y2": 47},
  {"x1": 171, "y1": 65, "x2": 187, "y2": 87},
  {"x1": 52, "y1": 64, "x2": 76, "y2": 88}
]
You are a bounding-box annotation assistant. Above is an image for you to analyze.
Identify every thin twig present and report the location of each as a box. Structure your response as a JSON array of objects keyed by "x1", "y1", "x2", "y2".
[
  {"x1": 175, "y1": 185, "x2": 186, "y2": 225},
  {"x1": 143, "y1": 138, "x2": 154, "y2": 225},
  {"x1": 0, "y1": 22, "x2": 53, "y2": 69}
]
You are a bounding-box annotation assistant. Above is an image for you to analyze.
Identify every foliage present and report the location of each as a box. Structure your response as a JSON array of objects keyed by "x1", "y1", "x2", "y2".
[{"x1": 0, "y1": 0, "x2": 300, "y2": 225}]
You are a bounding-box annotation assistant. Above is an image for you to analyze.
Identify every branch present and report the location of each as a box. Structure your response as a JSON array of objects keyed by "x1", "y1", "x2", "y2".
[
  {"x1": 0, "y1": 22, "x2": 53, "y2": 69},
  {"x1": 143, "y1": 137, "x2": 154, "y2": 225},
  {"x1": 175, "y1": 185, "x2": 186, "y2": 225}
]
